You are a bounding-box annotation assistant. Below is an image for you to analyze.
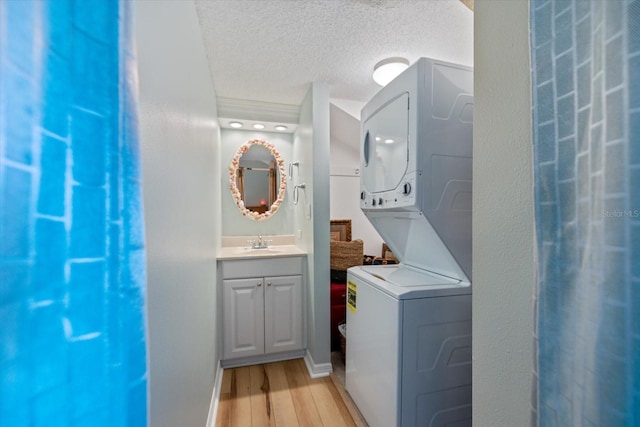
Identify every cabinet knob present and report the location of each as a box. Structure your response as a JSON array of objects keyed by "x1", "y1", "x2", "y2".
[
  {"x1": 257, "y1": 282, "x2": 262, "y2": 287},
  {"x1": 267, "y1": 282, "x2": 272, "y2": 287}
]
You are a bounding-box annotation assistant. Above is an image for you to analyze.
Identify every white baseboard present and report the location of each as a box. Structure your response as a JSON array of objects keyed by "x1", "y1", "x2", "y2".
[
  {"x1": 205, "y1": 361, "x2": 223, "y2": 427},
  {"x1": 304, "y1": 350, "x2": 333, "y2": 378}
]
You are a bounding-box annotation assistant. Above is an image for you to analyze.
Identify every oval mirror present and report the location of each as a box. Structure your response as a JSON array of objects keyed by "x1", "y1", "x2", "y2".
[{"x1": 229, "y1": 138, "x2": 287, "y2": 220}]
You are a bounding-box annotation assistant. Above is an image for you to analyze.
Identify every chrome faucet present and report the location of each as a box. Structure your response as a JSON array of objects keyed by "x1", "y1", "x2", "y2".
[{"x1": 250, "y1": 235, "x2": 270, "y2": 249}]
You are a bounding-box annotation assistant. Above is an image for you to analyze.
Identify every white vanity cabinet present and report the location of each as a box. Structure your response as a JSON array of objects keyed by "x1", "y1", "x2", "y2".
[{"x1": 219, "y1": 256, "x2": 305, "y2": 364}]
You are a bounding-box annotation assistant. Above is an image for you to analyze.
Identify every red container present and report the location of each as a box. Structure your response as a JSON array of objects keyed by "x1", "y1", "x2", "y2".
[{"x1": 330, "y1": 282, "x2": 347, "y2": 351}]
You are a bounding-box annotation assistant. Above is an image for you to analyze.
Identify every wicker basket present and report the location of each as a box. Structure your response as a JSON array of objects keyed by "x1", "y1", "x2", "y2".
[{"x1": 330, "y1": 239, "x2": 364, "y2": 271}]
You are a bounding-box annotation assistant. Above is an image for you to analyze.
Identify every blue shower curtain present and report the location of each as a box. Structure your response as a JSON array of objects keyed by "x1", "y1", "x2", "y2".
[
  {"x1": 531, "y1": 0, "x2": 639, "y2": 425},
  {"x1": 0, "y1": 1, "x2": 148, "y2": 425}
]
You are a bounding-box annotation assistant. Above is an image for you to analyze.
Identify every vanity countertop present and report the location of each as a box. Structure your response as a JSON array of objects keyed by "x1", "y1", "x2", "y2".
[{"x1": 217, "y1": 244, "x2": 307, "y2": 260}]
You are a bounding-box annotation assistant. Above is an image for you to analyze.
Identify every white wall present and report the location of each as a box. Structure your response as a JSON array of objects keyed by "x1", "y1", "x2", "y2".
[
  {"x1": 329, "y1": 97, "x2": 366, "y2": 120},
  {"x1": 135, "y1": 1, "x2": 220, "y2": 426},
  {"x1": 329, "y1": 174, "x2": 383, "y2": 256},
  {"x1": 220, "y1": 128, "x2": 294, "y2": 236},
  {"x1": 329, "y1": 103, "x2": 383, "y2": 256},
  {"x1": 294, "y1": 83, "x2": 331, "y2": 367},
  {"x1": 473, "y1": 1, "x2": 534, "y2": 426}
]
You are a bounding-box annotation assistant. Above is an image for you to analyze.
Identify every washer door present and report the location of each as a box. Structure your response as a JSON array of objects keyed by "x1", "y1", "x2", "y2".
[{"x1": 361, "y1": 92, "x2": 409, "y2": 194}]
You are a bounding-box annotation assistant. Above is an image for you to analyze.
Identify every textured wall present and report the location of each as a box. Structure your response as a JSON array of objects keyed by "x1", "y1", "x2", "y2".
[
  {"x1": 294, "y1": 83, "x2": 331, "y2": 368},
  {"x1": 310, "y1": 83, "x2": 332, "y2": 367},
  {"x1": 531, "y1": 0, "x2": 640, "y2": 425},
  {"x1": 134, "y1": 1, "x2": 221, "y2": 426},
  {"x1": 472, "y1": 0, "x2": 535, "y2": 425},
  {"x1": 0, "y1": 1, "x2": 147, "y2": 425}
]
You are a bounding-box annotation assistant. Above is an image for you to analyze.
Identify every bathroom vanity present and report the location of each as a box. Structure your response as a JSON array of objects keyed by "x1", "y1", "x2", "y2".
[
  {"x1": 217, "y1": 238, "x2": 307, "y2": 367},
  {"x1": 219, "y1": 138, "x2": 310, "y2": 367}
]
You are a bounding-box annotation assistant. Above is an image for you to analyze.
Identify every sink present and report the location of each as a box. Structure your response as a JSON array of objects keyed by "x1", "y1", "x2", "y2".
[
  {"x1": 243, "y1": 247, "x2": 283, "y2": 254},
  {"x1": 218, "y1": 244, "x2": 306, "y2": 260}
]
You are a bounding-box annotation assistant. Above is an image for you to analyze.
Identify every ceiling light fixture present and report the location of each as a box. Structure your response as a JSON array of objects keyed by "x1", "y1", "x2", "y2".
[
  {"x1": 275, "y1": 125, "x2": 288, "y2": 131},
  {"x1": 372, "y1": 57, "x2": 410, "y2": 86},
  {"x1": 229, "y1": 121, "x2": 243, "y2": 128},
  {"x1": 384, "y1": 139, "x2": 394, "y2": 144},
  {"x1": 253, "y1": 123, "x2": 265, "y2": 130}
]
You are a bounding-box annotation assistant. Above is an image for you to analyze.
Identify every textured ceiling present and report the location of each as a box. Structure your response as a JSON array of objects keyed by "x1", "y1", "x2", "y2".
[{"x1": 195, "y1": 0, "x2": 473, "y2": 107}]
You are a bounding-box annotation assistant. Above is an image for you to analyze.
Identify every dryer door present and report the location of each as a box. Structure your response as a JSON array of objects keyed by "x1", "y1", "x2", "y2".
[{"x1": 362, "y1": 92, "x2": 409, "y2": 194}]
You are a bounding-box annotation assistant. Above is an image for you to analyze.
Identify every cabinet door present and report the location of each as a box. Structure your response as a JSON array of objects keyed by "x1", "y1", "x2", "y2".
[
  {"x1": 223, "y1": 278, "x2": 264, "y2": 360},
  {"x1": 264, "y1": 275, "x2": 303, "y2": 354}
]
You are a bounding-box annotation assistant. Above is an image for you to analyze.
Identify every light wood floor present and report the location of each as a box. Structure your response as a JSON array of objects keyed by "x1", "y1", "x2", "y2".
[{"x1": 216, "y1": 358, "x2": 367, "y2": 426}]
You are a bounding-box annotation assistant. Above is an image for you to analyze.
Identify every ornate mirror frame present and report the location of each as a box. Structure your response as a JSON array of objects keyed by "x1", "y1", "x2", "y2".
[{"x1": 228, "y1": 138, "x2": 287, "y2": 221}]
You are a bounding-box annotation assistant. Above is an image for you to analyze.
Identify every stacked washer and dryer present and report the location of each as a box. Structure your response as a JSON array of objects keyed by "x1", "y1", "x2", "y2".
[{"x1": 345, "y1": 57, "x2": 474, "y2": 427}]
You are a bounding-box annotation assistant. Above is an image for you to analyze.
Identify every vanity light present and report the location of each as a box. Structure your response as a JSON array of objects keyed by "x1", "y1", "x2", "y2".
[
  {"x1": 253, "y1": 123, "x2": 265, "y2": 130},
  {"x1": 229, "y1": 121, "x2": 243, "y2": 128},
  {"x1": 384, "y1": 139, "x2": 394, "y2": 144},
  {"x1": 372, "y1": 57, "x2": 410, "y2": 86},
  {"x1": 275, "y1": 125, "x2": 288, "y2": 131}
]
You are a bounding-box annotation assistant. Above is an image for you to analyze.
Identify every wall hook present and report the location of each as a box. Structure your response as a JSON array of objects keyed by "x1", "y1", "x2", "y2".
[
  {"x1": 288, "y1": 161, "x2": 299, "y2": 180},
  {"x1": 293, "y1": 183, "x2": 306, "y2": 205}
]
